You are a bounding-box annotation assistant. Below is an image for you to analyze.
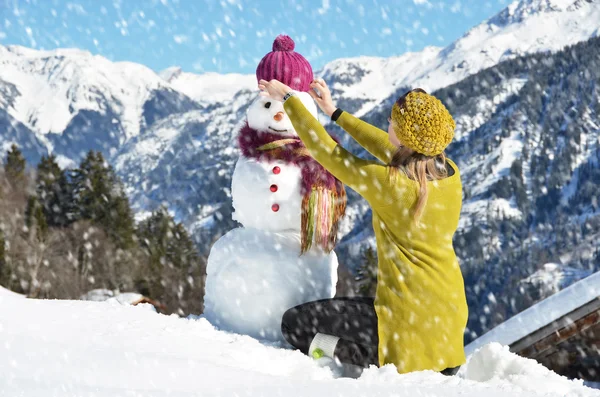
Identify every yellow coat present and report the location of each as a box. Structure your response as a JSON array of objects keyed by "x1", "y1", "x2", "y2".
[{"x1": 283, "y1": 96, "x2": 468, "y2": 373}]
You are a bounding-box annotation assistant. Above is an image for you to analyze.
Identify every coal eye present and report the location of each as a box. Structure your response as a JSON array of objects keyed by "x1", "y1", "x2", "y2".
[{"x1": 264, "y1": 102, "x2": 271, "y2": 109}]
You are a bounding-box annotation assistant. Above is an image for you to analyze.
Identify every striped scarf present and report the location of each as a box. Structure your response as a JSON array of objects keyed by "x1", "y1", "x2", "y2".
[{"x1": 238, "y1": 122, "x2": 347, "y2": 254}]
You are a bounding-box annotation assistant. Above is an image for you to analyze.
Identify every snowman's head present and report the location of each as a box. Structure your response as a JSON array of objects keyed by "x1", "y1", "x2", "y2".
[{"x1": 247, "y1": 92, "x2": 318, "y2": 137}]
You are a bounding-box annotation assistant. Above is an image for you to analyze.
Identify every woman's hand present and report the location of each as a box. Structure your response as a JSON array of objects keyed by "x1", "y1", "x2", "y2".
[
  {"x1": 258, "y1": 79, "x2": 292, "y2": 102},
  {"x1": 308, "y1": 79, "x2": 336, "y2": 117}
]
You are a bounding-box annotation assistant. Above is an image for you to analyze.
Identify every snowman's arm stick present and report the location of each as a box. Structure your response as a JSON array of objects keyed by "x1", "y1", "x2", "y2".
[
  {"x1": 332, "y1": 111, "x2": 397, "y2": 165},
  {"x1": 283, "y1": 95, "x2": 393, "y2": 206}
]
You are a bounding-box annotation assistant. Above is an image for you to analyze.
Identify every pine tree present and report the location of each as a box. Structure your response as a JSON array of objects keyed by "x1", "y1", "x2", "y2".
[
  {"x1": 510, "y1": 159, "x2": 529, "y2": 212},
  {"x1": 355, "y1": 246, "x2": 378, "y2": 297},
  {"x1": 107, "y1": 194, "x2": 136, "y2": 249},
  {"x1": 137, "y1": 207, "x2": 206, "y2": 314},
  {"x1": 71, "y1": 151, "x2": 114, "y2": 222},
  {"x1": 71, "y1": 151, "x2": 135, "y2": 249},
  {"x1": 36, "y1": 154, "x2": 73, "y2": 227},
  {"x1": 25, "y1": 196, "x2": 48, "y2": 238},
  {"x1": 4, "y1": 144, "x2": 26, "y2": 184},
  {"x1": 137, "y1": 206, "x2": 200, "y2": 273}
]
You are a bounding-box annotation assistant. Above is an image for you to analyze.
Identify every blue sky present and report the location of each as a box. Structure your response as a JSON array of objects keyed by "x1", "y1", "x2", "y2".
[{"x1": 0, "y1": 0, "x2": 509, "y2": 74}]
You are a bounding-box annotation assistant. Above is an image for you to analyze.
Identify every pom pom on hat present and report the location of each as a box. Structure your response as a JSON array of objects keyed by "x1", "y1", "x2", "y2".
[
  {"x1": 256, "y1": 35, "x2": 314, "y2": 92},
  {"x1": 272, "y1": 34, "x2": 295, "y2": 52}
]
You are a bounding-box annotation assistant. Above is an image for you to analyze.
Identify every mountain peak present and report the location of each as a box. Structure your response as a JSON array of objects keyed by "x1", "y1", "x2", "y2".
[
  {"x1": 490, "y1": 0, "x2": 588, "y2": 26},
  {"x1": 159, "y1": 66, "x2": 183, "y2": 83}
]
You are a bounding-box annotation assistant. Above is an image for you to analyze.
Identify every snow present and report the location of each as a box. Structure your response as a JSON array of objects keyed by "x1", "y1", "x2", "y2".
[
  {"x1": 459, "y1": 198, "x2": 522, "y2": 230},
  {"x1": 160, "y1": 66, "x2": 256, "y2": 104},
  {"x1": 466, "y1": 128, "x2": 524, "y2": 197},
  {"x1": 462, "y1": 343, "x2": 595, "y2": 396},
  {"x1": 454, "y1": 77, "x2": 528, "y2": 142},
  {"x1": 0, "y1": 44, "x2": 172, "y2": 140},
  {"x1": 465, "y1": 270, "x2": 600, "y2": 356},
  {"x1": 3, "y1": 0, "x2": 596, "y2": 157},
  {"x1": 80, "y1": 289, "x2": 157, "y2": 312},
  {"x1": 204, "y1": 227, "x2": 337, "y2": 342},
  {"x1": 1, "y1": 294, "x2": 598, "y2": 396},
  {"x1": 80, "y1": 289, "x2": 115, "y2": 302},
  {"x1": 561, "y1": 106, "x2": 600, "y2": 205},
  {"x1": 115, "y1": 110, "x2": 208, "y2": 174},
  {"x1": 106, "y1": 293, "x2": 148, "y2": 307},
  {"x1": 521, "y1": 262, "x2": 592, "y2": 294},
  {"x1": 320, "y1": 46, "x2": 442, "y2": 117},
  {"x1": 54, "y1": 154, "x2": 77, "y2": 169},
  {"x1": 0, "y1": 285, "x2": 25, "y2": 298},
  {"x1": 113, "y1": 109, "x2": 210, "y2": 182}
]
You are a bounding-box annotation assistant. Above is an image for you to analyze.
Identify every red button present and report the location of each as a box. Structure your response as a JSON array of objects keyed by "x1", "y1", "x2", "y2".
[
  {"x1": 271, "y1": 204, "x2": 280, "y2": 212},
  {"x1": 272, "y1": 166, "x2": 281, "y2": 174},
  {"x1": 270, "y1": 184, "x2": 278, "y2": 192}
]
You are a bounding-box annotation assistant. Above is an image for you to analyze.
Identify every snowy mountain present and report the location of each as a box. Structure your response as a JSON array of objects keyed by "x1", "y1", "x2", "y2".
[
  {"x1": 114, "y1": 89, "x2": 256, "y2": 242},
  {"x1": 321, "y1": 0, "x2": 600, "y2": 118},
  {"x1": 2, "y1": 0, "x2": 597, "y2": 162},
  {"x1": 116, "y1": 0, "x2": 600, "y2": 246},
  {"x1": 0, "y1": 45, "x2": 200, "y2": 163},
  {"x1": 1, "y1": 293, "x2": 598, "y2": 396}
]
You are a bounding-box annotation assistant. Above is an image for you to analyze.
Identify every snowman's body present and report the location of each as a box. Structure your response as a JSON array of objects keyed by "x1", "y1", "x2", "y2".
[
  {"x1": 204, "y1": 227, "x2": 337, "y2": 341},
  {"x1": 204, "y1": 92, "x2": 339, "y2": 342},
  {"x1": 231, "y1": 157, "x2": 303, "y2": 232}
]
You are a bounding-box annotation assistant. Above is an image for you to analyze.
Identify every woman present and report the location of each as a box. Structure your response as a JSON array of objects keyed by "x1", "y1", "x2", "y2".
[{"x1": 258, "y1": 78, "x2": 468, "y2": 376}]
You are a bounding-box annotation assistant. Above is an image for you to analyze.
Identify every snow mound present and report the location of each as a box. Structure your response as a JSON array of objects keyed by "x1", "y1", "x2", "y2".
[
  {"x1": 0, "y1": 295, "x2": 598, "y2": 396},
  {"x1": 462, "y1": 343, "x2": 591, "y2": 396}
]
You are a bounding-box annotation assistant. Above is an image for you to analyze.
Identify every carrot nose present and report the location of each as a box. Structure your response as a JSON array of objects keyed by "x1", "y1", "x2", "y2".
[{"x1": 273, "y1": 112, "x2": 284, "y2": 122}]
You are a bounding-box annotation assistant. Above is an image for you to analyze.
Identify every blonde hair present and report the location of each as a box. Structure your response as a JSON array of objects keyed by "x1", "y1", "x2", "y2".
[{"x1": 388, "y1": 146, "x2": 448, "y2": 225}]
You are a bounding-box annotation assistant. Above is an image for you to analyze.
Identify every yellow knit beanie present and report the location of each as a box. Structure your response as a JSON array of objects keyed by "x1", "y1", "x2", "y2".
[{"x1": 391, "y1": 90, "x2": 455, "y2": 156}]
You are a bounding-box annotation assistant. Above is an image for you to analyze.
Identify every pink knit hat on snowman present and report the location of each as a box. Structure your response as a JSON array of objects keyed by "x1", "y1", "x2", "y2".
[{"x1": 256, "y1": 35, "x2": 314, "y2": 92}]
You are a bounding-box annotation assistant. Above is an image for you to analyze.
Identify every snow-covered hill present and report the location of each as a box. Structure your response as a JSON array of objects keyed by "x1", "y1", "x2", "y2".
[
  {"x1": 0, "y1": 0, "x2": 599, "y2": 329},
  {"x1": 0, "y1": 294, "x2": 597, "y2": 396}
]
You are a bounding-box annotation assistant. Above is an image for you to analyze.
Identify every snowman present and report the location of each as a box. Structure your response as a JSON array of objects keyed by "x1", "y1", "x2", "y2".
[{"x1": 204, "y1": 35, "x2": 347, "y2": 342}]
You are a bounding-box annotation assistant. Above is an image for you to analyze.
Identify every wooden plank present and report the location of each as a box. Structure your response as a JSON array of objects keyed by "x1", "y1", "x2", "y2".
[
  {"x1": 533, "y1": 311, "x2": 600, "y2": 358},
  {"x1": 517, "y1": 309, "x2": 600, "y2": 359},
  {"x1": 526, "y1": 322, "x2": 600, "y2": 382},
  {"x1": 538, "y1": 329, "x2": 600, "y2": 382},
  {"x1": 511, "y1": 298, "x2": 600, "y2": 354}
]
